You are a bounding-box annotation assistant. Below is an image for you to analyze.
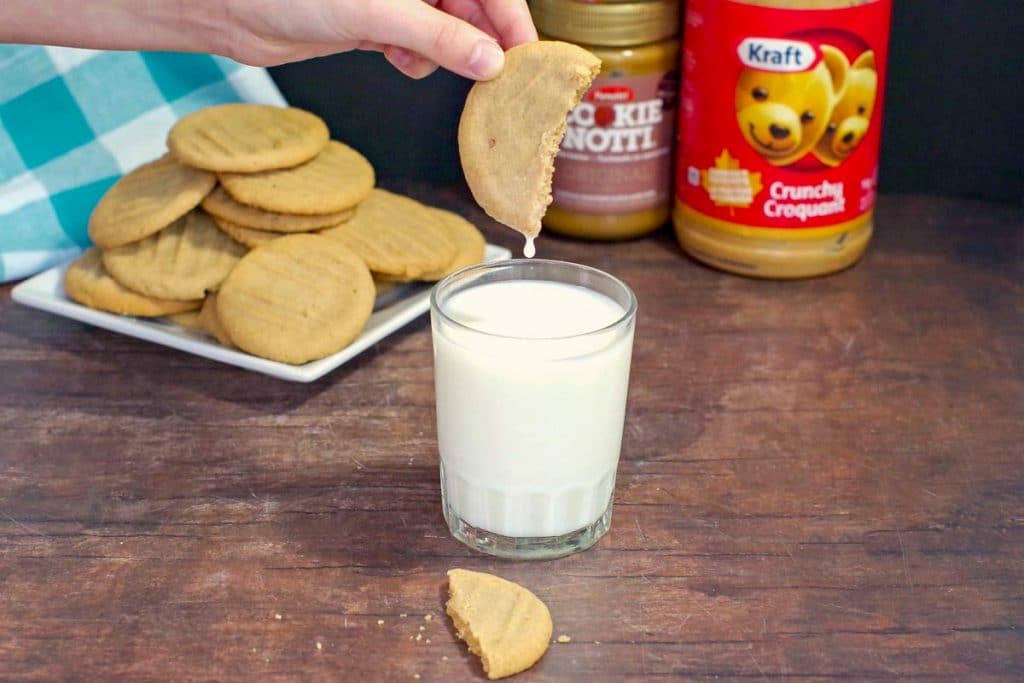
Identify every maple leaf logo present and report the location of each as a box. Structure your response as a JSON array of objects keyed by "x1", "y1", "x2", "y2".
[
  {"x1": 714, "y1": 149, "x2": 739, "y2": 169},
  {"x1": 701, "y1": 149, "x2": 762, "y2": 210}
]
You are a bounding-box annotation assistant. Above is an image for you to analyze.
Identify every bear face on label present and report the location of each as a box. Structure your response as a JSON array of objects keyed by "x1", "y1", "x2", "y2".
[
  {"x1": 734, "y1": 44, "x2": 848, "y2": 167},
  {"x1": 814, "y1": 50, "x2": 877, "y2": 167}
]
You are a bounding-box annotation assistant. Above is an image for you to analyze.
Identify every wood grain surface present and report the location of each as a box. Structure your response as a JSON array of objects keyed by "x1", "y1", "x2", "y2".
[{"x1": 1, "y1": 189, "x2": 1021, "y2": 681}]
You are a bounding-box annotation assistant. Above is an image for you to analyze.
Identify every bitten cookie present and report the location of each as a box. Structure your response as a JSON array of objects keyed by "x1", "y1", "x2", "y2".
[
  {"x1": 458, "y1": 41, "x2": 600, "y2": 238},
  {"x1": 446, "y1": 568, "x2": 553, "y2": 680}
]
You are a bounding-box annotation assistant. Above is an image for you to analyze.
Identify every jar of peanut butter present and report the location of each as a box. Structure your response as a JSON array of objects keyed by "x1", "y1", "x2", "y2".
[
  {"x1": 532, "y1": 0, "x2": 680, "y2": 241},
  {"x1": 674, "y1": 0, "x2": 892, "y2": 277}
]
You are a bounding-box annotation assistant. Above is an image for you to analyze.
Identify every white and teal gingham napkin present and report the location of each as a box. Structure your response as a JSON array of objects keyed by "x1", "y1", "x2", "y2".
[{"x1": 0, "y1": 46, "x2": 287, "y2": 283}]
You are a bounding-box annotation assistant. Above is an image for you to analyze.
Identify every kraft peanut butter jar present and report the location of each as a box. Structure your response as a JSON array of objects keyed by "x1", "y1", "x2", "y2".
[
  {"x1": 674, "y1": 0, "x2": 892, "y2": 278},
  {"x1": 532, "y1": 0, "x2": 680, "y2": 241}
]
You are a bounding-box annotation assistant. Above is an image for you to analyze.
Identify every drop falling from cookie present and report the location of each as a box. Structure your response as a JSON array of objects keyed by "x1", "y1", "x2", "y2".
[{"x1": 523, "y1": 236, "x2": 536, "y2": 259}]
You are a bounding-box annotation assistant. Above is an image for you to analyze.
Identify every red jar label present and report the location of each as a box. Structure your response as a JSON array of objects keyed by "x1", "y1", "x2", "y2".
[
  {"x1": 552, "y1": 70, "x2": 678, "y2": 214},
  {"x1": 676, "y1": 0, "x2": 891, "y2": 234}
]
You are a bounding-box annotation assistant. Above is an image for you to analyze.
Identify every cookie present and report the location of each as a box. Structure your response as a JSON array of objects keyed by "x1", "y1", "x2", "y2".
[
  {"x1": 102, "y1": 210, "x2": 246, "y2": 301},
  {"x1": 217, "y1": 234, "x2": 374, "y2": 364},
  {"x1": 168, "y1": 103, "x2": 329, "y2": 173},
  {"x1": 319, "y1": 189, "x2": 456, "y2": 280},
  {"x1": 197, "y1": 293, "x2": 234, "y2": 348},
  {"x1": 446, "y1": 569, "x2": 553, "y2": 680},
  {"x1": 165, "y1": 310, "x2": 203, "y2": 330},
  {"x1": 88, "y1": 154, "x2": 216, "y2": 249},
  {"x1": 63, "y1": 248, "x2": 201, "y2": 317},
  {"x1": 458, "y1": 41, "x2": 601, "y2": 238},
  {"x1": 372, "y1": 278, "x2": 421, "y2": 311},
  {"x1": 417, "y1": 208, "x2": 487, "y2": 281},
  {"x1": 202, "y1": 186, "x2": 355, "y2": 233},
  {"x1": 212, "y1": 216, "x2": 285, "y2": 249},
  {"x1": 219, "y1": 141, "x2": 375, "y2": 215}
]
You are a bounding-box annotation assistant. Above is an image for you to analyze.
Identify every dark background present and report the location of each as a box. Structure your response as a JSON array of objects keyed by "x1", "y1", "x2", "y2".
[{"x1": 269, "y1": 1, "x2": 1024, "y2": 204}]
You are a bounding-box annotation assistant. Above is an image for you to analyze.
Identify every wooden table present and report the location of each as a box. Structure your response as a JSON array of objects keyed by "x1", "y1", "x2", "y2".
[{"x1": 1, "y1": 191, "x2": 1021, "y2": 681}]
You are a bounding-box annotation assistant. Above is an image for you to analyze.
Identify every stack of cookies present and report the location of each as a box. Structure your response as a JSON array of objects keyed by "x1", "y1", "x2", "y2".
[{"x1": 64, "y1": 103, "x2": 487, "y2": 365}]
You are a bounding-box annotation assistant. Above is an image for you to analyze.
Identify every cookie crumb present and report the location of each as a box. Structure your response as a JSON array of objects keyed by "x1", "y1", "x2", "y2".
[
  {"x1": 442, "y1": 656, "x2": 448, "y2": 661},
  {"x1": 415, "y1": 633, "x2": 422, "y2": 641},
  {"x1": 274, "y1": 613, "x2": 282, "y2": 620},
  {"x1": 418, "y1": 625, "x2": 425, "y2": 631},
  {"x1": 424, "y1": 614, "x2": 433, "y2": 622},
  {"x1": 316, "y1": 642, "x2": 322, "y2": 651},
  {"x1": 425, "y1": 639, "x2": 431, "y2": 644},
  {"x1": 557, "y1": 635, "x2": 571, "y2": 644},
  {"x1": 400, "y1": 613, "x2": 408, "y2": 618},
  {"x1": 377, "y1": 619, "x2": 385, "y2": 626}
]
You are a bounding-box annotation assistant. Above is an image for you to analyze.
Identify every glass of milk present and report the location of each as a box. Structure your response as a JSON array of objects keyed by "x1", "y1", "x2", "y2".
[{"x1": 430, "y1": 259, "x2": 637, "y2": 559}]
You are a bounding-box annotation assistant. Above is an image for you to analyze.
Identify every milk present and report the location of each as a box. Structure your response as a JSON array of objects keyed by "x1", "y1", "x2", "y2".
[{"x1": 432, "y1": 279, "x2": 635, "y2": 539}]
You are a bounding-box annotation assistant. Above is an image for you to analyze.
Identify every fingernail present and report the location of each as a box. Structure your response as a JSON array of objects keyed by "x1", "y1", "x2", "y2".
[
  {"x1": 389, "y1": 46, "x2": 414, "y2": 69},
  {"x1": 468, "y1": 40, "x2": 504, "y2": 80}
]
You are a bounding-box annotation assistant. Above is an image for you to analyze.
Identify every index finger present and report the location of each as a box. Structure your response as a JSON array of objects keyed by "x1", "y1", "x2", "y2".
[{"x1": 480, "y1": 0, "x2": 538, "y2": 48}]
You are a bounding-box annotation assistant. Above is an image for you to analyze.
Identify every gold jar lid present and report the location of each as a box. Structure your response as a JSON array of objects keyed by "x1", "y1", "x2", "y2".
[{"x1": 530, "y1": 0, "x2": 679, "y2": 47}]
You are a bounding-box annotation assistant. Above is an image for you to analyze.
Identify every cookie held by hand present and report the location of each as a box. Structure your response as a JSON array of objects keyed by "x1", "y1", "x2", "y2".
[{"x1": 458, "y1": 41, "x2": 600, "y2": 238}]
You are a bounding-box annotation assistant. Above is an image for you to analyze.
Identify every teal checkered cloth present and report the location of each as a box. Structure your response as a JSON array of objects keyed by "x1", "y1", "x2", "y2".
[{"x1": 0, "y1": 46, "x2": 286, "y2": 283}]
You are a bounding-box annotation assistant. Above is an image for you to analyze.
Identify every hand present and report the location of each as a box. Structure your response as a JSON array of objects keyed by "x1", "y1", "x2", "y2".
[
  {"x1": 1, "y1": 0, "x2": 538, "y2": 81},
  {"x1": 228, "y1": 0, "x2": 538, "y2": 80}
]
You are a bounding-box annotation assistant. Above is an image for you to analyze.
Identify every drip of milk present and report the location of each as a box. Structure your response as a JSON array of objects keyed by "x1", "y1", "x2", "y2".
[
  {"x1": 432, "y1": 279, "x2": 635, "y2": 538},
  {"x1": 523, "y1": 236, "x2": 536, "y2": 258}
]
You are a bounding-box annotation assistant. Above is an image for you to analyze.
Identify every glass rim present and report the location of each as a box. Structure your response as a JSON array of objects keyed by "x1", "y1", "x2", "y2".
[{"x1": 430, "y1": 258, "x2": 638, "y2": 342}]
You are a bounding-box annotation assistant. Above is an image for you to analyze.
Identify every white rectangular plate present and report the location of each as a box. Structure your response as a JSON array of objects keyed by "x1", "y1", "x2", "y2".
[{"x1": 11, "y1": 244, "x2": 511, "y2": 383}]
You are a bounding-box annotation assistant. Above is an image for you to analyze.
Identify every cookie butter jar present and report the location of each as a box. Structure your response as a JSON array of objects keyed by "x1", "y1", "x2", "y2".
[
  {"x1": 674, "y1": 0, "x2": 892, "y2": 278},
  {"x1": 532, "y1": 0, "x2": 680, "y2": 241}
]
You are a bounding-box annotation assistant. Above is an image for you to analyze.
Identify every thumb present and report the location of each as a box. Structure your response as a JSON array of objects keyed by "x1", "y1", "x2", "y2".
[{"x1": 357, "y1": 0, "x2": 505, "y2": 80}]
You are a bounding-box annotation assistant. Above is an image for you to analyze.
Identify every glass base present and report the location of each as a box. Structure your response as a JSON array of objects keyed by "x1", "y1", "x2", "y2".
[{"x1": 443, "y1": 499, "x2": 613, "y2": 560}]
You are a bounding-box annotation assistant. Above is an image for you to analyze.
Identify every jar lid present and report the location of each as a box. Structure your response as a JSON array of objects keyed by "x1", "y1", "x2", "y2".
[{"x1": 530, "y1": 0, "x2": 680, "y2": 47}]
